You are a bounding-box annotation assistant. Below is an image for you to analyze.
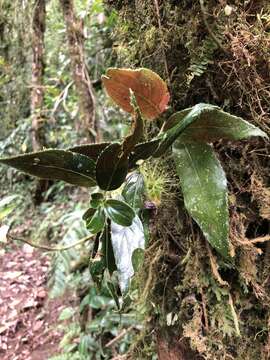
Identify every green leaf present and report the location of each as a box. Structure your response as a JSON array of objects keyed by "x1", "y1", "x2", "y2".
[
  {"x1": 173, "y1": 141, "x2": 229, "y2": 257},
  {"x1": 86, "y1": 207, "x2": 105, "y2": 234},
  {"x1": 68, "y1": 142, "x2": 110, "y2": 162},
  {"x1": 106, "y1": 279, "x2": 120, "y2": 309},
  {"x1": 82, "y1": 207, "x2": 96, "y2": 222},
  {"x1": 164, "y1": 105, "x2": 268, "y2": 142},
  {"x1": 104, "y1": 199, "x2": 135, "y2": 227},
  {"x1": 122, "y1": 172, "x2": 145, "y2": 212},
  {"x1": 101, "y1": 226, "x2": 117, "y2": 275},
  {"x1": 111, "y1": 215, "x2": 145, "y2": 292},
  {"x1": 96, "y1": 143, "x2": 128, "y2": 190},
  {"x1": 89, "y1": 257, "x2": 105, "y2": 287},
  {"x1": 0, "y1": 150, "x2": 96, "y2": 187},
  {"x1": 90, "y1": 192, "x2": 104, "y2": 209},
  {"x1": 0, "y1": 195, "x2": 18, "y2": 221},
  {"x1": 129, "y1": 139, "x2": 160, "y2": 167},
  {"x1": 58, "y1": 307, "x2": 75, "y2": 321},
  {"x1": 154, "y1": 103, "x2": 218, "y2": 157},
  {"x1": 132, "y1": 248, "x2": 145, "y2": 272}
]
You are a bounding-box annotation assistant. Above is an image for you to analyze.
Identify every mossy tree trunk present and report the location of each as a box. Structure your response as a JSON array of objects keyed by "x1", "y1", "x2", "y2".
[
  {"x1": 105, "y1": 1, "x2": 270, "y2": 359},
  {"x1": 60, "y1": 0, "x2": 99, "y2": 142},
  {"x1": 31, "y1": 0, "x2": 46, "y2": 152}
]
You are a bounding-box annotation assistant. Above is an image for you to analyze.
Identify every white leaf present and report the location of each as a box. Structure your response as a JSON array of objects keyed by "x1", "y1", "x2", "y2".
[{"x1": 111, "y1": 215, "x2": 145, "y2": 292}]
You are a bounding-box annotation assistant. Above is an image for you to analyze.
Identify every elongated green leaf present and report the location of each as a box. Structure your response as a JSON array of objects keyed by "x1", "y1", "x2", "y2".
[
  {"x1": 0, "y1": 150, "x2": 96, "y2": 187},
  {"x1": 154, "y1": 103, "x2": 217, "y2": 157},
  {"x1": 68, "y1": 142, "x2": 110, "y2": 162},
  {"x1": 132, "y1": 248, "x2": 145, "y2": 273},
  {"x1": 82, "y1": 207, "x2": 95, "y2": 222},
  {"x1": 111, "y1": 215, "x2": 145, "y2": 291},
  {"x1": 101, "y1": 226, "x2": 117, "y2": 275},
  {"x1": 122, "y1": 172, "x2": 145, "y2": 212},
  {"x1": 173, "y1": 141, "x2": 229, "y2": 257},
  {"x1": 105, "y1": 199, "x2": 135, "y2": 227},
  {"x1": 96, "y1": 143, "x2": 128, "y2": 190},
  {"x1": 86, "y1": 207, "x2": 105, "y2": 234},
  {"x1": 129, "y1": 139, "x2": 160, "y2": 167},
  {"x1": 164, "y1": 105, "x2": 267, "y2": 142}
]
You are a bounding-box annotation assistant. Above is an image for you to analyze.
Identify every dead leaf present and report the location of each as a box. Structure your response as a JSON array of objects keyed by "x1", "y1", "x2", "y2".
[{"x1": 102, "y1": 68, "x2": 170, "y2": 120}]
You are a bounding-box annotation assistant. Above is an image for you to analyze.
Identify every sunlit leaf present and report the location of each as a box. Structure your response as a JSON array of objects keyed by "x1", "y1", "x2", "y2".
[
  {"x1": 96, "y1": 143, "x2": 128, "y2": 190},
  {"x1": 122, "y1": 172, "x2": 145, "y2": 212},
  {"x1": 154, "y1": 103, "x2": 217, "y2": 157},
  {"x1": 102, "y1": 68, "x2": 170, "y2": 120},
  {"x1": 173, "y1": 141, "x2": 230, "y2": 257},
  {"x1": 0, "y1": 195, "x2": 18, "y2": 221},
  {"x1": 0, "y1": 150, "x2": 96, "y2": 187},
  {"x1": 104, "y1": 199, "x2": 135, "y2": 227},
  {"x1": 86, "y1": 207, "x2": 105, "y2": 234},
  {"x1": 163, "y1": 105, "x2": 268, "y2": 142},
  {"x1": 111, "y1": 215, "x2": 145, "y2": 291},
  {"x1": 0, "y1": 225, "x2": 9, "y2": 243}
]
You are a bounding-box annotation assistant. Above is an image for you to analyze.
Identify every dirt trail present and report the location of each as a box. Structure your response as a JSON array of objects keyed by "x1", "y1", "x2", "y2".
[{"x1": 0, "y1": 244, "x2": 64, "y2": 360}]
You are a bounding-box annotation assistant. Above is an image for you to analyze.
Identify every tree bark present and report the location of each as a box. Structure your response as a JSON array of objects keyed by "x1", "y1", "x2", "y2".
[
  {"x1": 31, "y1": 0, "x2": 46, "y2": 152},
  {"x1": 59, "y1": 0, "x2": 98, "y2": 143}
]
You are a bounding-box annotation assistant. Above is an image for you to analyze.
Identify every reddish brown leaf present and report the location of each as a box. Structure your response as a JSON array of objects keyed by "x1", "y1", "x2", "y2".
[{"x1": 102, "y1": 68, "x2": 170, "y2": 120}]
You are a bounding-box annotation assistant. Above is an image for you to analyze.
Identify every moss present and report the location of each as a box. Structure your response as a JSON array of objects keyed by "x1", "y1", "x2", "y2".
[{"x1": 104, "y1": 0, "x2": 270, "y2": 359}]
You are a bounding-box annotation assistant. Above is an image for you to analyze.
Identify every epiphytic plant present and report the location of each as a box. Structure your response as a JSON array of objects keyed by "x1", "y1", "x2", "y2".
[{"x1": 0, "y1": 68, "x2": 267, "y2": 292}]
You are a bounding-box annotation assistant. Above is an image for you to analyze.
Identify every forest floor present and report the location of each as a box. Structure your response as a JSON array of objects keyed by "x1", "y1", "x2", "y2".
[{"x1": 0, "y1": 243, "x2": 67, "y2": 360}]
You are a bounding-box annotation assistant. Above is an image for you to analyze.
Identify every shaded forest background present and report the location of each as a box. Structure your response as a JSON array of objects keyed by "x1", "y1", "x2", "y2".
[{"x1": 0, "y1": 0, "x2": 270, "y2": 359}]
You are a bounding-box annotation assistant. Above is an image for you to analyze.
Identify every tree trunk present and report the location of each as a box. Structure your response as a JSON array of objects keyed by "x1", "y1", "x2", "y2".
[
  {"x1": 104, "y1": 1, "x2": 270, "y2": 359},
  {"x1": 59, "y1": 0, "x2": 98, "y2": 143},
  {"x1": 31, "y1": 0, "x2": 49, "y2": 204},
  {"x1": 31, "y1": 0, "x2": 46, "y2": 152}
]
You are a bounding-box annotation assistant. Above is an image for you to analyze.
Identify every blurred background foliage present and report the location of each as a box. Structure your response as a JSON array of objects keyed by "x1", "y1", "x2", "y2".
[{"x1": 0, "y1": 0, "x2": 141, "y2": 358}]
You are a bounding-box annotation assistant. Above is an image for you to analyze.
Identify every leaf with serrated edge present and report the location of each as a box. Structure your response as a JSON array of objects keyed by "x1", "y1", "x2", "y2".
[
  {"x1": 102, "y1": 68, "x2": 170, "y2": 120},
  {"x1": 163, "y1": 105, "x2": 267, "y2": 142},
  {"x1": 173, "y1": 141, "x2": 229, "y2": 257},
  {"x1": 111, "y1": 215, "x2": 145, "y2": 292},
  {"x1": 0, "y1": 149, "x2": 96, "y2": 187}
]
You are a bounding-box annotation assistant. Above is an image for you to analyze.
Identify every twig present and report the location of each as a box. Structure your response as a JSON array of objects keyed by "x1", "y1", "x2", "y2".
[
  {"x1": 250, "y1": 235, "x2": 270, "y2": 244},
  {"x1": 7, "y1": 233, "x2": 94, "y2": 252},
  {"x1": 105, "y1": 326, "x2": 134, "y2": 348},
  {"x1": 199, "y1": 0, "x2": 228, "y2": 54},
  {"x1": 200, "y1": 286, "x2": 209, "y2": 332},
  {"x1": 206, "y1": 242, "x2": 228, "y2": 287}
]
